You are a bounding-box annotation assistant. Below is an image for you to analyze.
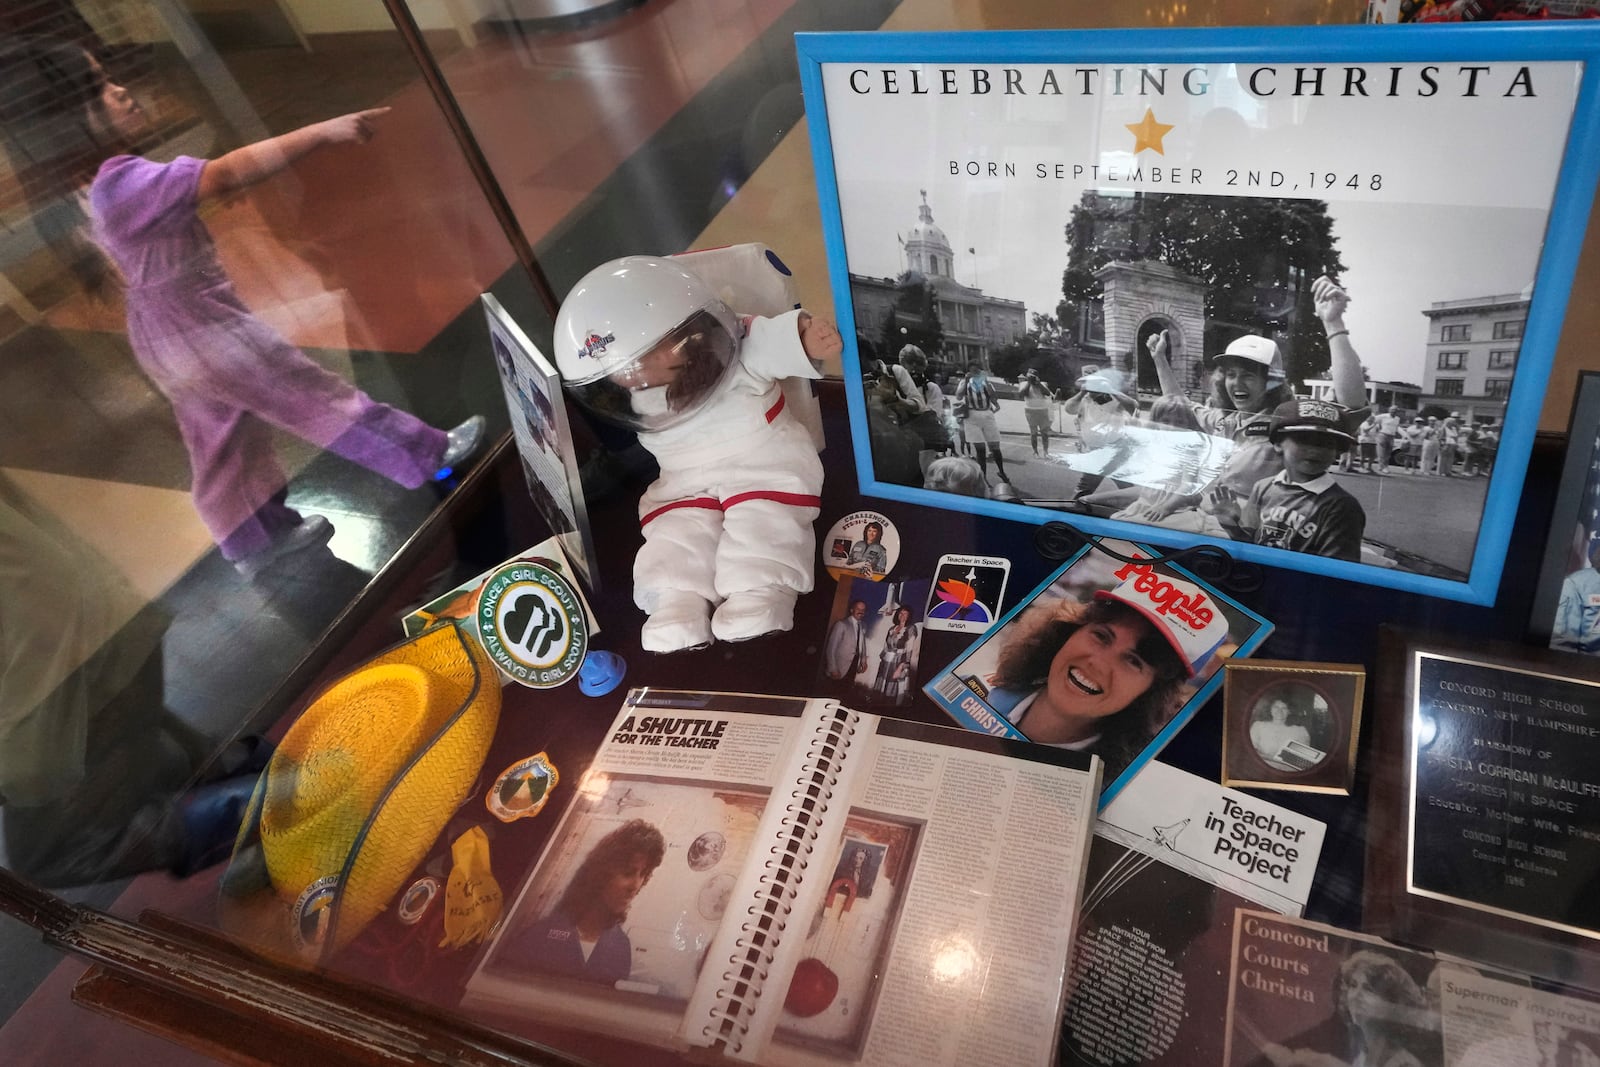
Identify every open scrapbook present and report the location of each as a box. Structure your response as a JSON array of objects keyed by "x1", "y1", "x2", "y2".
[{"x1": 463, "y1": 689, "x2": 1102, "y2": 1066}]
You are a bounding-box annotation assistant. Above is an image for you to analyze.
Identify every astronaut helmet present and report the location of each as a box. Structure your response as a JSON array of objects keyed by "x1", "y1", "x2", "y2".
[{"x1": 553, "y1": 255, "x2": 740, "y2": 432}]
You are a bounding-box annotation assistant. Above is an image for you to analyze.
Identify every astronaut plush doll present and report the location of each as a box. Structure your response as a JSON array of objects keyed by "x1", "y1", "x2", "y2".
[{"x1": 554, "y1": 254, "x2": 840, "y2": 653}]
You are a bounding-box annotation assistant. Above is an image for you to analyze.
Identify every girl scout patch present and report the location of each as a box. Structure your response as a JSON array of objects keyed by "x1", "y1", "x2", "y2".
[
  {"x1": 486, "y1": 752, "x2": 559, "y2": 823},
  {"x1": 475, "y1": 561, "x2": 588, "y2": 688}
]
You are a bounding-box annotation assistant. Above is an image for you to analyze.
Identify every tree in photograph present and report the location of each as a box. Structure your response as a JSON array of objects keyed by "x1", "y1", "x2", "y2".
[
  {"x1": 855, "y1": 332, "x2": 882, "y2": 374},
  {"x1": 1026, "y1": 313, "x2": 1077, "y2": 394},
  {"x1": 1030, "y1": 311, "x2": 1069, "y2": 348},
  {"x1": 879, "y1": 275, "x2": 944, "y2": 361},
  {"x1": 989, "y1": 334, "x2": 1037, "y2": 381},
  {"x1": 1059, "y1": 192, "x2": 1348, "y2": 390}
]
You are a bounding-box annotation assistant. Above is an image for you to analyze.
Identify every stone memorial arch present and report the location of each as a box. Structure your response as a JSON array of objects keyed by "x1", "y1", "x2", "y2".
[{"x1": 1093, "y1": 261, "x2": 1207, "y2": 396}]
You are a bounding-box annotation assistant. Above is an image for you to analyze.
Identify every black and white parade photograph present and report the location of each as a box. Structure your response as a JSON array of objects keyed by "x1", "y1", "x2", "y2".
[{"x1": 803, "y1": 45, "x2": 1597, "y2": 601}]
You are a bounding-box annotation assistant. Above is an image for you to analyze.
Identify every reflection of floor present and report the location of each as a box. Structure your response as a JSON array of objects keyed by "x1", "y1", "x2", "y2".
[
  {"x1": 0, "y1": 0, "x2": 837, "y2": 1046},
  {"x1": 0, "y1": 0, "x2": 887, "y2": 604}
]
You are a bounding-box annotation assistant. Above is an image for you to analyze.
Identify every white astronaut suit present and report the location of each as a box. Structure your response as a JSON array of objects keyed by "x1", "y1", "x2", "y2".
[
  {"x1": 631, "y1": 310, "x2": 823, "y2": 649},
  {"x1": 555, "y1": 256, "x2": 827, "y2": 652}
]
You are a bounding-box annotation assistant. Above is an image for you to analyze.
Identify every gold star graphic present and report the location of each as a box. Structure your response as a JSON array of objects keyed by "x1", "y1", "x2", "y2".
[{"x1": 1125, "y1": 108, "x2": 1175, "y2": 155}]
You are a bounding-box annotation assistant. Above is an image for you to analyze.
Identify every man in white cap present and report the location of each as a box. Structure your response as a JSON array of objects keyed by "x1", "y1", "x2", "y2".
[
  {"x1": 1438, "y1": 413, "x2": 1463, "y2": 477},
  {"x1": 1376, "y1": 405, "x2": 1403, "y2": 473}
]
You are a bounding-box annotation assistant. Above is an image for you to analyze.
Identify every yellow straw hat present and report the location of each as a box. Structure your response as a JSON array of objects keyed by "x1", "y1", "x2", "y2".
[{"x1": 223, "y1": 623, "x2": 501, "y2": 961}]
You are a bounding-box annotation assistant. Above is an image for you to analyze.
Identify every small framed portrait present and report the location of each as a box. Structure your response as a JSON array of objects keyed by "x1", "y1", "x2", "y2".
[
  {"x1": 1528, "y1": 371, "x2": 1600, "y2": 656},
  {"x1": 482, "y1": 294, "x2": 601, "y2": 591},
  {"x1": 1222, "y1": 660, "x2": 1365, "y2": 794}
]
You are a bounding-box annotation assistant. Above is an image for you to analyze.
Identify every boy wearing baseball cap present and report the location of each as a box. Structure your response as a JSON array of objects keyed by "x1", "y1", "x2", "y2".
[{"x1": 1236, "y1": 398, "x2": 1367, "y2": 561}]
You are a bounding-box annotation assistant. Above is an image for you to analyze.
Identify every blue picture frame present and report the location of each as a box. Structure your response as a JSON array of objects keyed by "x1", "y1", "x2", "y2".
[{"x1": 797, "y1": 24, "x2": 1600, "y2": 605}]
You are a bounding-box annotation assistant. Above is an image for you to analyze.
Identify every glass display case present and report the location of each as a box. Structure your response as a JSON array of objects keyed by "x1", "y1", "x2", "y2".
[{"x1": 4, "y1": 1, "x2": 1600, "y2": 1065}]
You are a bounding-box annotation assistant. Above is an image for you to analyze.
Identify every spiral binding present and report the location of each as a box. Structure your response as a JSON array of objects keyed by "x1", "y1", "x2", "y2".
[{"x1": 701, "y1": 703, "x2": 858, "y2": 1054}]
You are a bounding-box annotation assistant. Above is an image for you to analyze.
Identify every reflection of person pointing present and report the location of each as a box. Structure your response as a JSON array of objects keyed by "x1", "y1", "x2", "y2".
[{"x1": 0, "y1": 39, "x2": 486, "y2": 577}]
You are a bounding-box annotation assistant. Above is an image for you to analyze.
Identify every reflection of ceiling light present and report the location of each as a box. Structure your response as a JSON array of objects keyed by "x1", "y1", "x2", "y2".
[
  {"x1": 929, "y1": 937, "x2": 979, "y2": 986},
  {"x1": 1415, "y1": 711, "x2": 1438, "y2": 749}
]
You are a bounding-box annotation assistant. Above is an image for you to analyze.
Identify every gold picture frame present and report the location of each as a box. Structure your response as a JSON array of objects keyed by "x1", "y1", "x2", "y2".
[{"x1": 1222, "y1": 659, "x2": 1365, "y2": 795}]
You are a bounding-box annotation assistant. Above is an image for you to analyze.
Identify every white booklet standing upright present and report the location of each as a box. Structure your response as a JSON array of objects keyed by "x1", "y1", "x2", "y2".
[
  {"x1": 462, "y1": 689, "x2": 1102, "y2": 1067},
  {"x1": 480, "y1": 293, "x2": 600, "y2": 591}
]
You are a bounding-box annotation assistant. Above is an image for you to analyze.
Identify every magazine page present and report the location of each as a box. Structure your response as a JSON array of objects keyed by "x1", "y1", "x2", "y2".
[
  {"x1": 1224, "y1": 910, "x2": 1444, "y2": 1067},
  {"x1": 462, "y1": 689, "x2": 820, "y2": 1050},
  {"x1": 1439, "y1": 965, "x2": 1599, "y2": 1067},
  {"x1": 752, "y1": 715, "x2": 1101, "y2": 1067},
  {"x1": 923, "y1": 537, "x2": 1273, "y2": 806},
  {"x1": 1063, "y1": 833, "x2": 1259, "y2": 1066},
  {"x1": 1099, "y1": 760, "x2": 1326, "y2": 916}
]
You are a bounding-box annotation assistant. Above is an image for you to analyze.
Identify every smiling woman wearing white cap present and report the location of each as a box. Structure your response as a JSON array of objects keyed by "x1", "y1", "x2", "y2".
[
  {"x1": 982, "y1": 571, "x2": 1229, "y2": 775},
  {"x1": 1127, "y1": 275, "x2": 1367, "y2": 539}
]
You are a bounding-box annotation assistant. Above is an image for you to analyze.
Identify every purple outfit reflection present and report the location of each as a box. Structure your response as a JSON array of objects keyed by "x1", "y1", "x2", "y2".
[{"x1": 90, "y1": 155, "x2": 447, "y2": 561}]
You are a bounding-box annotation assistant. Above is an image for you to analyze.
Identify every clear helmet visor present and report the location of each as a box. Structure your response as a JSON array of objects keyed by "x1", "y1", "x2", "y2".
[{"x1": 566, "y1": 310, "x2": 737, "y2": 433}]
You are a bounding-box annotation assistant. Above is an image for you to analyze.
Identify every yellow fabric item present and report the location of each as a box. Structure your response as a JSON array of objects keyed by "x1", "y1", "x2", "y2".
[
  {"x1": 253, "y1": 623, "x2": 501, "y2": 958},
  {"x1": 438, "y1": 825, "x2": 503, "y2": 949}
]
